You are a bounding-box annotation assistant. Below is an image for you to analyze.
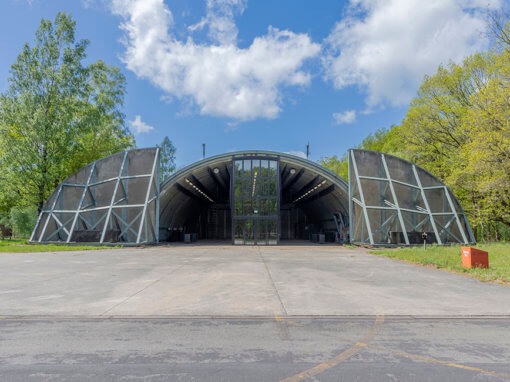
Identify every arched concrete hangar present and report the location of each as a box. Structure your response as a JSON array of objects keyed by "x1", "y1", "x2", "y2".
[
  {"x1": 31, "y1": 149, "x2": 475, "y2": 246},
  {"x1": 160, "y1": 151, "x2": 349, "y2": 245}
]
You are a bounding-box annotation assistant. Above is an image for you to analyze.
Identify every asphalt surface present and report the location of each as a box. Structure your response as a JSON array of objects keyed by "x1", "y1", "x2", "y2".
[
  {"x1": 1, "y1": 317, "x2": 510, "y2": 381},
  {"x1": 1, "y1": 244, "x2": 509, "y2": 381}
]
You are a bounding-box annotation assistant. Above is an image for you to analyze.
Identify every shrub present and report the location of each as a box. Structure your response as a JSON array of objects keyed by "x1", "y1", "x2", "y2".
[
  {"x1": 0, "y1": 212, "x2": 11, "y2": 229},
  {"x1": 10, "y1": 206, "x2": 37, "y2": 238}
]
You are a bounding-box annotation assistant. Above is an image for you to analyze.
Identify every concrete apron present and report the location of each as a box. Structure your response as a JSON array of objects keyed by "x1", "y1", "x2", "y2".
[{"x1": 0, "y1": 245, "x2": 509, "y2": 317}]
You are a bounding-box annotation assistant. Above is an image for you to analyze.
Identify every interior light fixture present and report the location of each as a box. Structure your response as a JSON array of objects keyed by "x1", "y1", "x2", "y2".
[
  {"x1": 185, "y1": 178, "x2": 214, "y2": 202},
  {"x1": 293, "y1": 179, "x2": 327, "y2": 203},
  {"x1": 252, "y1": 171, "x2": 258, "y2": 197},
  {"x1": 290, "y1": 168, "x2": 296, "y2": 175},
  {"x1": 213, "y1": 167, "x2": 220, "y2": 174}
]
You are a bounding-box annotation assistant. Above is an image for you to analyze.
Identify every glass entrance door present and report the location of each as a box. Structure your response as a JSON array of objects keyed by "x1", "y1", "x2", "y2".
[
  {"x1": 232, "y1": 157, "x2": 279, "y2": 245},
  {"x1": 233, "y1": 218, "x2": 278, "y2": 245}
]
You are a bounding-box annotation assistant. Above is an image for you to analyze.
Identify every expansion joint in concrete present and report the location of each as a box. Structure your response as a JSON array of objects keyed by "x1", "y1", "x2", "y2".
[
  {"x1": 257, "y1": 247, "x2": 288, "y2": 316},
  {"x1": 100, "y1": 263, "x2": 187, "y2": 315}
]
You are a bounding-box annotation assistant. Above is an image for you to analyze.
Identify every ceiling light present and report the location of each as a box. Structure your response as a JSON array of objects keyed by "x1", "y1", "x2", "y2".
[
  {"x1": 185, "y1": 178, "x2": 214, "y2": 202},
  {"x1": 213, "y1": 167, "x2": 220, "y2": 174},
  {"x1": 293, "y1": 180, "x2": 327, "y2": 203},
  {"x1": 290, "y1": 168, "x2": 296, "y2": 175}
]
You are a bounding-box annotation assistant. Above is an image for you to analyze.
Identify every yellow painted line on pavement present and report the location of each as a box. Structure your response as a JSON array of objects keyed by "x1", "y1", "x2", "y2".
[
  {"x1": 367, "y1": 344, "x2": 510, "y2": 379},
  {"x1": 279, "y1": 314, "x2": 385, "y2": 382},
  {"x1": 274, "y1": 312, "x2": 290, "y2": 340},
  {"x1": 274, "y1": 314, "x2": 303, "y2": 327}
]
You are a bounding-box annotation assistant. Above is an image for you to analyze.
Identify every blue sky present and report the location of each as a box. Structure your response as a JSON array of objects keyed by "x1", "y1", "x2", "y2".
[{"x1": 0, "y1": 0, "x2": 499, "y2": 168}]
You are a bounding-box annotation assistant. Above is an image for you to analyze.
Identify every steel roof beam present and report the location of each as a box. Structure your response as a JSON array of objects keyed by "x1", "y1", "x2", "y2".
[
  {"x1": 190, "y1": 174, "x2": 216, "y2": 202},
  {"x1": 222, "y1": 164, "x2": 230, "y2": 187},
  {"x1": 280, "y1": 164, "x2": 289, "y2": 184},
  {"x1": 176, "y1": 183, "x2": 211, "y2": 204},
  {"x1": 282, "y1": 168, "x2": 304, "y2": 192},
  {"x1": 207, "y1": 167, "x2": 228, "y2": 200},
  {"x1": 295, "y1": 175, "x2": 320, "y2": 197}
]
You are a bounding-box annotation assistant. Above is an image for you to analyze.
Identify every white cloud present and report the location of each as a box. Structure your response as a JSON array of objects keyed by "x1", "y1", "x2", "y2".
[
  {"x1": 129, "y1": 115, "x2": 155, "y2": 134},
  {"x1": 188, "y1": 0, "x2": 247, "y2": 45},
  {"x1": 111, "y1": 0, "x2": 320, "y2": 121},
  {"x1": 333, "y1": 110, "x2": 356, "y2": 125},
  {"x1": 323, "y1": 0, "x2": 501, "y2": 107},
  {"x1": 285, "y1": 151, "x2": 307, "y2": 159}
]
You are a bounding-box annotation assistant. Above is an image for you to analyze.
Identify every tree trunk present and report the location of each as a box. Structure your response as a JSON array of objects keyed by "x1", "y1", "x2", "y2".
[
  {"x1": 37, "y1": 148, "x2": 48, "y2": 215},
  {"x1": 37, "y1": 184, "x2": 44, "y2": 215}
]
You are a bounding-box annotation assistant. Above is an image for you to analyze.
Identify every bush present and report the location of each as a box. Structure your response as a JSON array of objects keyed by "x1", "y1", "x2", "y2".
[
  {"x1": 0, "y1": 212, "x2": 11, "y2": 229},
  {"x1": 9, "y1": 206, "x2": 37, "y2": 238}
]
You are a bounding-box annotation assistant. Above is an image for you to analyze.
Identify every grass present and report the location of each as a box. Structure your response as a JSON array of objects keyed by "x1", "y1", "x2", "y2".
[
  {"x1": 0, "y1": 239, "x2": 115, "y2": 253},
  {"x1": 370, "y1": 243, "x2": 510, "y2": 285}
]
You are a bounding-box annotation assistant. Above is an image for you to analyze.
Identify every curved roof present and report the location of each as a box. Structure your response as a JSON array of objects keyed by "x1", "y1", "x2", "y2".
[
  {"x1": 159, "y1": 150, "x2": 350, "y2": 229},
  {"x1": 161, "y1": 150, "x2": 348, "y2": 191}
]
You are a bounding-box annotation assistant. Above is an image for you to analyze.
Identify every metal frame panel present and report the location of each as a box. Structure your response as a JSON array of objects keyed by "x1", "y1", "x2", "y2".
[
  {"x1": 37, "y1": 185, "x2": 63, "y2": 243},
  {"x1": 136, "y1": 148, "x2": 160, "y2": 243},
  {"x1": 100, "y1": 151, "x2": 128, "y2": 243},
  {"x1": 348, "y1": 149, "x2": 474, "y2": 246},
  {"x1": 412, "y1": 165, "x2": 442, "y2": 245},
  {"x1": 444, "y1": 186, "x2": 469, "y2": 243},
  {"x1": 30, "y1": 148, "x2": 160, "y2": 245},
  {"x1": 381, "y1": 154, "x2": 409, "y2": 245},
  {"x1": 66, "y1": 163, "x2": 96, "y2": 243},
  {"x1": 349, "y1": 150, "x2": 374, "y2": 244}
]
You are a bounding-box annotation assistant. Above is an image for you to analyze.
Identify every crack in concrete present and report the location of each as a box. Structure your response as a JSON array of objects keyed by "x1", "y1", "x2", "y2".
[{"x1": 100, "y1": 263, "x2": 188, "y2": 316}]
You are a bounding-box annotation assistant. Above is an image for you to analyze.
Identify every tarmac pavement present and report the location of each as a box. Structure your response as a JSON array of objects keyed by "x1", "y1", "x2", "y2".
[{"x1": 1, "y1": 316, "x2": 510, "y2": 381}]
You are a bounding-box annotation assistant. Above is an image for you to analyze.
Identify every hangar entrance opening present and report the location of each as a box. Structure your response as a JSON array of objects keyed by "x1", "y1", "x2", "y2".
[{"x1": 158, "y1": 151, "x2": 350, "y2": 245}]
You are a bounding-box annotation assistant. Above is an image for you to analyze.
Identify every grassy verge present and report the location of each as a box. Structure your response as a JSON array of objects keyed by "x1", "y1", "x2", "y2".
[
  {"x1": 370, "y1": 243, "x2": 510, "y2": 285},
  {"x1": 0, "y1": 239, "x2": 115, "y2": 253}
]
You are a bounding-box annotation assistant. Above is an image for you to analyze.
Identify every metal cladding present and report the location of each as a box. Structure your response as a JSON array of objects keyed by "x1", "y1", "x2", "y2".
[
  {"x1": 30, "y1": 148, "x2": 160, "y2": 244},
  {"x1": 349, "y1": 149, "x2": 475, "y2": 245},
  {"x1": 31, "y1": 148, "x2": 475, "y2": 246}
]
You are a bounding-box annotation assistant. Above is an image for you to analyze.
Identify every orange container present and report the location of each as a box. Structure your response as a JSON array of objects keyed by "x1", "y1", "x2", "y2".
[{"x1": 461, "y1": 247, "x2": 489, "y2": 268}]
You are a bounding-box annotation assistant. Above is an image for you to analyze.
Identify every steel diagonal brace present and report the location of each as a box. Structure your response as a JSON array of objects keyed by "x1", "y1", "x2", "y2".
[
  {"x1": 112, "y1": 210, "x2": 142, "y2": 239},
  {"x1": 435, "y1": 216, "x2": 462, "y2": 243},
  {"x1": 45, "y1": 214, "x2": 74, "y2": 241}
]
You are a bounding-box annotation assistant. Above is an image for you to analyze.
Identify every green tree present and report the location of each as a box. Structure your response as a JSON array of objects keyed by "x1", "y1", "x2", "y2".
[
  {"x1": 487, "y1": 8, "x2": 510, "y2": 53},
  {"x1": 457, "y1": 51, "x2": 510, "y2": 234},
  {"x1": 158, "y1": 136, "x2": 177, "y2": 181},
  {"x1": 321, "y1": 15, "x2": 510, "y2": 241},
  {"x1": 357, "y1": 126, "x2": 404, "y2": 158},
  {"x1": 0, "y1": 13, "x2": 134, "y2": 214},
  {"x1": 398, "y1": 49, "x2": 510, "y2": 238},
  {"x1": 9, "y1": 206, "x2": 37, "y2": 238},
  {"x1": 318, "y1": 155, "x2": 348, "y2": 180}
]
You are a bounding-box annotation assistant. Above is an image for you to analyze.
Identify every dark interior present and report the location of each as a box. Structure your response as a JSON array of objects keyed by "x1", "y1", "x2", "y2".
[{"x1": 159, "y1": 152, "x2": 349, "y2": 244}]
